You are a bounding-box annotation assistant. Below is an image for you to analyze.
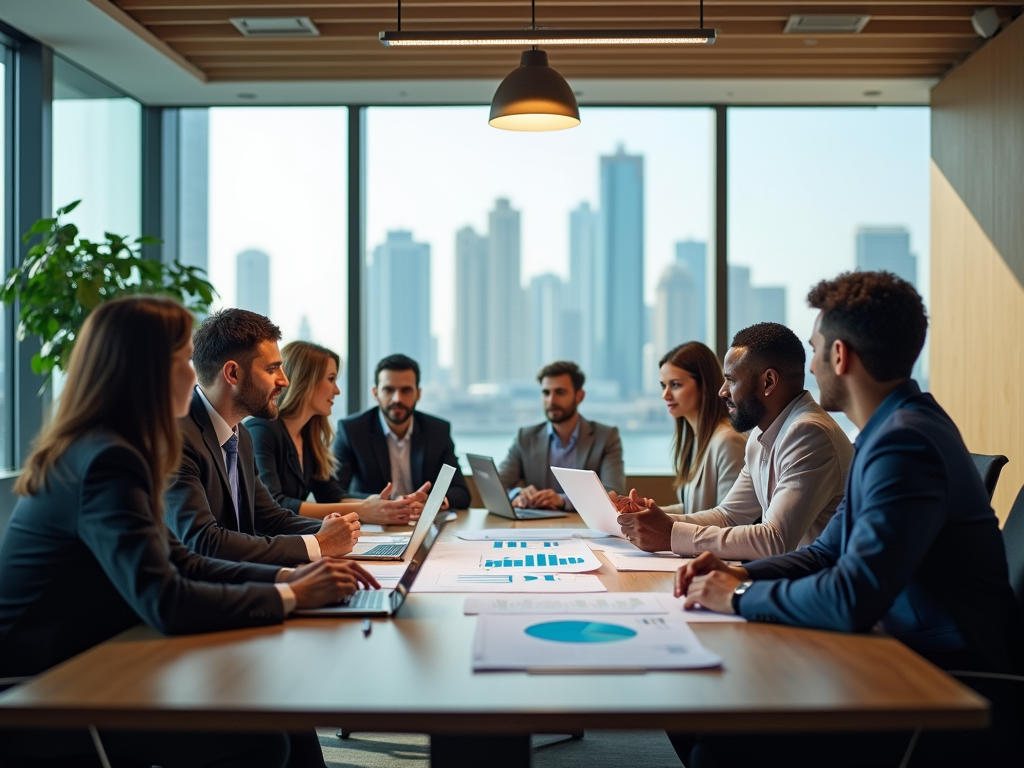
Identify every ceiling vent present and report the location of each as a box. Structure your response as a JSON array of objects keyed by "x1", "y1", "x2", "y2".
[
  {"x1": 784, "y1": 15, "x2": 870, "y2": 34},
  {"x1": 230, "y1": 17, "x2": 321, "y2": 37}
]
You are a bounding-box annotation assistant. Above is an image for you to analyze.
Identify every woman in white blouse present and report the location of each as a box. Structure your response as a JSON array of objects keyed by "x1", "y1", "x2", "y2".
[{"x1": 651, "y1": 342, "x2": 746, "y2": 514}]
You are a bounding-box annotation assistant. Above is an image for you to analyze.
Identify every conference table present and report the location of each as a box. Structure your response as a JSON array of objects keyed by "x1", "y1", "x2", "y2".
[{"x1": 0, "y1": 509, "x2": 988, "y2": 766}]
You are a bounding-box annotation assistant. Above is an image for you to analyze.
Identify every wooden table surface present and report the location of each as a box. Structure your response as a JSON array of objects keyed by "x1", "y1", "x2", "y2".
[{"x1": 0, "y1": 510, "x2": 988, "y2": 734}]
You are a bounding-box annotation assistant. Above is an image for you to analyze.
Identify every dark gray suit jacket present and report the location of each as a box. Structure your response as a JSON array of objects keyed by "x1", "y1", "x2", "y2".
[
  {"x1": 497, "y1": 415, "x2": 626, "y2": 496},
  {"x1": 0, "y1": 431, "x2": 284, "y2": 678},
  {"x1": 165, "y1": 390, "x2": 322, "y2": 566}
]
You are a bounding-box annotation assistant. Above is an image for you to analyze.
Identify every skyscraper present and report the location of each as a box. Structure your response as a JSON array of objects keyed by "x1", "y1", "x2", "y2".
[
  {"x1": 454, "y1": 226, "x2": 490, "y2": 389},
  {"x1": 236, "y1": 249, "x2": 270, "y2": 317},
  {"x1": 566, "y1": 202, "x2": 598, "y2": 371},
  {"x1": 599, "y1": 145, "x2": 644, "y2": 397},
  {"x1": 675, "y1": 240, "x2": 707, "y2": 344},
  {"x1": 855, "y1": 226, "x2": 917, "y2": 286},
  {"x1": 487, "y1": 199, "x2": 526, "y2": 381},
  {"x1": 729, "y1": 264, "x2": 787, "y2": 338},
  {"x1": 367, "y1": 230, "x2": 432, "y2": 378},
  {"x1": 654, "y1": 261, "x2": 701, "y2": 358},
  {"x1": 528, "y1": 273, "x2": 564, "y2": 371}
]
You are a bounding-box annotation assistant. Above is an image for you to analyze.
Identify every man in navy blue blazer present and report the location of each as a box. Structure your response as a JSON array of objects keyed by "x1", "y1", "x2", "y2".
[{"x1": 672, "y1": 271, "x2": 1021, "y2": 767}]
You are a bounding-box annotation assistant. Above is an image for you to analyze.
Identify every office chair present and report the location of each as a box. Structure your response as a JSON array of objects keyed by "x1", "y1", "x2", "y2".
[
  {"x1": 900, "y1": 482, "x2": 1024, "y2": 767},
  {"x1": 970, "y1": 453, "x2": 1009, "y2": 501}
]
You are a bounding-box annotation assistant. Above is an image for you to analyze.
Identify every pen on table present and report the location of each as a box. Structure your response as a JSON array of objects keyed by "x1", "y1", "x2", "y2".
[{"x1": 362, "y1": 618, "x2": 372, "y2": 637}]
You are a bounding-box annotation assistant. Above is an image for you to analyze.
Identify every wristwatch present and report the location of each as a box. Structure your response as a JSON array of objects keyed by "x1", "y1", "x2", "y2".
[{"x1": 731, "y1": 580, "x2": 754, "y2": 615}]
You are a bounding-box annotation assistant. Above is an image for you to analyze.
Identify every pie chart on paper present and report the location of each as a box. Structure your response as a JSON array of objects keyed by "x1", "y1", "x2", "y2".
[{"x1": 524, "y1": 620, "x2": 637, "y2": 643}]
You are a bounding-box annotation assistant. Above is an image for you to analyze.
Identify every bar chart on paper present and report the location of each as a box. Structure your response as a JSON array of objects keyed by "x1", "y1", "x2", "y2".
[{"x1": 424, "y1": 541, "x2": 601, "y2": 574}]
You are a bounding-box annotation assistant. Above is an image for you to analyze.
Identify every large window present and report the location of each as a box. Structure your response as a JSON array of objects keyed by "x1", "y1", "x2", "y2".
[
  {"x1": 0, "y1": 45, "x2": 9, "y2": 469},
  {"x1": 366, "y1": 107, "x2": 714, "y2": 473},
  {"x1": 200, "y1": 107, "x2": 349, "y2": 415},
  {"x1": 729, "y1": 108, "x2": 931, "y2": 437},
  {"x1": 52, "y1": 57, "x2": 141, "y2": 240}
]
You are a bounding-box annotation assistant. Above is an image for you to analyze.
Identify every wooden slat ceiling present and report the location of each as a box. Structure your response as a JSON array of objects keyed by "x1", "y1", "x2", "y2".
[{"x1": 111, "y1": 1, "x2": 1020, "y2": 81}]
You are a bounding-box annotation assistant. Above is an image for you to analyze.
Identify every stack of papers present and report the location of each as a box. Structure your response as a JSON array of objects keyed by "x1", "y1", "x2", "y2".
[
  {"x1": 472, "y1": 613, "x2": 723, "y2": 672},
  {"x1": 411, "y1": 539, "x2": 606, "y2": 593}
]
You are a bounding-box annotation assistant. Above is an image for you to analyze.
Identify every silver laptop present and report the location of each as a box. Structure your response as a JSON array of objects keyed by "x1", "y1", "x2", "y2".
[
  {"x1": 467, "y1": 454, "x2": 568, "y2": 520},
  {"x1": 293, "y1": 513, "x2": 445, "y2": 617},
  {"x1": 345, "y1": 464, "x2": 455, "y2": 561}
]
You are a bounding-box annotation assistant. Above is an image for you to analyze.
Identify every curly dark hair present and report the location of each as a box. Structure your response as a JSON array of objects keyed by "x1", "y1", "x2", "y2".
[
  {"x1": 730, "y1": 322, "x2": 806, "y2": 386},
  {"x1": 807, "y1": 270, "x2": 927, "y2": 382},
  {"x1": 537, "y1": 361, "x2": 585, "y2": 392},
  {"x1": 192, "y1": 308, "x2": 282, "y2": 387}
]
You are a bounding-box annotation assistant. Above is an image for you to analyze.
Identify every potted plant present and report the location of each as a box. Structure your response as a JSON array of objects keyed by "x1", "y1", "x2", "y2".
[{"x1": 0, "y1": 200, "x2": 218, "y2": 380}]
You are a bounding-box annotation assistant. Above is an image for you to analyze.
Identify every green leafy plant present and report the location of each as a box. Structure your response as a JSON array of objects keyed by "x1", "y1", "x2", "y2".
[{"x1": 0, "y1": 200, "x2": 218, "y2": 378}]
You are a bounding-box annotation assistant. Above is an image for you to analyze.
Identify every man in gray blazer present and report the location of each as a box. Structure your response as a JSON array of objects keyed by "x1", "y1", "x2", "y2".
[{"x1": 498, "y1": 362, "x2": 626, "y2": 510}]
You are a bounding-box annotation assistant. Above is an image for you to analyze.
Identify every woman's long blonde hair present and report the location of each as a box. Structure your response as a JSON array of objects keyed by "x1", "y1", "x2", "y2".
[
  {"x1": 16, "y1": 295, "x2": 193, "y2": 518},
  {"x1": 277, "y1": 341, "x2": 341, "y2": 481},
  {"x1": 660, "y1": 341, "x2": 731, "y2": 492}
]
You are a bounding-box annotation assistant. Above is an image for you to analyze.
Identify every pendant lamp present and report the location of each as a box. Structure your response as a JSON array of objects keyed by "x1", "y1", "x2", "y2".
[{"x1": 488, "y1": 49, "x2": 580, "y2": 132}]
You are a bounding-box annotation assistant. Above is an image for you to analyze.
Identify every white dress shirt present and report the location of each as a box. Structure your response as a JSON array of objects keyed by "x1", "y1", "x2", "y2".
[
  {"x1": 669, "y1": 391, "x2": 854, "y2": 560},
  {"x1": 379, "y1": 409, "x2": 414, "y2": 498},
  {"x1": 196, "y1": 386, "x2": 312, "y2": 613}
]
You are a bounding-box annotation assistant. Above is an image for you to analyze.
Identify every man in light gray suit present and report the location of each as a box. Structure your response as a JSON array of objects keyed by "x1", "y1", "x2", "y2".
[{"x1": 498, "y1": 362, "x2": 626, "y2": 511}]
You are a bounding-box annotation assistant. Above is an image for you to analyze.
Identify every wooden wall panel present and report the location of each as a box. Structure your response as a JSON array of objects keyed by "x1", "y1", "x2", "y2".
[{"x1": 931, "y1": 15, "x2": 1024, "y2": 523}]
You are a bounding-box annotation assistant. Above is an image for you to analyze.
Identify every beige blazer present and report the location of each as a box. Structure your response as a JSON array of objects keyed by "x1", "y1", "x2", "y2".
[{"x1": 663, "y1": 421, "x2": 747, "y2": 516}]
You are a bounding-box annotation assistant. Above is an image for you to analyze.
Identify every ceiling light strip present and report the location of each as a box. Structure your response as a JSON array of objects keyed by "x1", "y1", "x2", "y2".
[{"x1": 379, "y1": 29, "x2": 716, "y2": 46}]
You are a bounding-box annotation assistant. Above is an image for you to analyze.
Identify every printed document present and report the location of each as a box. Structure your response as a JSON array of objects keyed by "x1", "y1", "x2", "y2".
[{"x1": 472, "y1": 613, "x2": 723, "y2": 671}]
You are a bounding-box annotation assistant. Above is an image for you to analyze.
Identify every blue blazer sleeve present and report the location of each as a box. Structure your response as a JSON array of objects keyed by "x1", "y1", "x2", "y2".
[
  {"x1": 79, "y1": 445, "x2": 285, "y2": 634},
  {"x1": 739, "y1": 427, "x2": 948, "y2": 632}
]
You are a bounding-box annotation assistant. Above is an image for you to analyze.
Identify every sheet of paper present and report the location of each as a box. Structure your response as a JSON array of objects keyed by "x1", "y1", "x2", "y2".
[
  {"x1": 424, "y1": 540, "x2": 602, "y2": 573},
  {"x1": 455, "y1": 528, "x2": 612, "y2": 542},
  {"x1": 464, "y1": 592, "x2": 668, "y2": 615},
  {"x1": 472, "y1": 613, "x2": 722, "y2": 671},
  {"x1": 361, "y1": 562, "x2": 407, "y2": 589},
  {"x1": 413, "y1": 571, "x2": 606, "y2": 594},
  {"x1": 604, "y1": 550, "x2": 693, "y2": 572},
  {"x1": 653, "y1": 593, "x2": 748, "y2": 623},
  {"x1": 584, "y1": 537, "x2": 663, "y2": 553}
]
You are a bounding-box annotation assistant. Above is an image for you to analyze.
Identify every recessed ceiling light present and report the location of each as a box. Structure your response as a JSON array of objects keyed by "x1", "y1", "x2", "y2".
[{"x1": 230, "y1": 17, "x2": 320, "y2": 37}]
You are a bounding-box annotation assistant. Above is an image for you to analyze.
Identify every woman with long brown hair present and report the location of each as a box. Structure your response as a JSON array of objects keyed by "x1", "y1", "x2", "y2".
[
  {"x1": 250, "y1": 341, "x2": 423, "y2": 524},
  {"x1": 0, "y1": 296, "x2": 375, "y2": 767},
  {"x1": 616, "y1": 341, "x2": 746, "y2": 516}
]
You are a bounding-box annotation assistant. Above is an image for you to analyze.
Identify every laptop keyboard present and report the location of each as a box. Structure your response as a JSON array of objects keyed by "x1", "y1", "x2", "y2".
[
  {"x1": 359, "y1": 543, "x2": 407, "y2": 557},
  {"x1": 339, "y1": 590, "x2": 387, "y2": 610}
]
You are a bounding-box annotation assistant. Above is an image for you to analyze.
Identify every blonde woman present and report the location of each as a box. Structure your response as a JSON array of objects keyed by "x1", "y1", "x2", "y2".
[{"x1": 249, "y1": 341, "x2": 423, "y2": 524}]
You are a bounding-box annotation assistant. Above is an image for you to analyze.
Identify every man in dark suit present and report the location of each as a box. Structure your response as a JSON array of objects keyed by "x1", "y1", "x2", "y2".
[
  {"x1": 166, "y1": 309, "x2": 360, "y2": 566},
  {"x1": 672, "y1": 271, "x2": 1022, "y2": 767},
  {"x1": 498, "y1": 361, "x2": 625, "y2": 510},
  {"x1": 333, "y1": 354, "x2": 471, "y2": 510}
]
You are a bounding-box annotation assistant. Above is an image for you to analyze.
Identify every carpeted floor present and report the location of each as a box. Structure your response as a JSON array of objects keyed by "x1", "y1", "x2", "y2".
[{"x1": 317, "y1": 729, "x2": 684, "y2": 767}]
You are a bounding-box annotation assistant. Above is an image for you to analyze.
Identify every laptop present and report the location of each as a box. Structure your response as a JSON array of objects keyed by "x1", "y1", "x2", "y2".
[
  {"x1": 550, "y1": 466, "x2": 626, "y2": 537},
  {"x1": 467, "y1": 454, "x2": 568, "y2": 520},
  {"x1": 292, "y1": 512, "x2": 445, "y2": 617},
  {"x1": 344, "y1": 464, "x2": 455, "y2": 561}
]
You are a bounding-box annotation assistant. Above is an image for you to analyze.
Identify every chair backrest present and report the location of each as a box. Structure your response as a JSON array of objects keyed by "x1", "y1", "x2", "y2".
[
  {"x1": 971, "y1": 453, "x2": 1010, "y2": 501},
  {"x1": 1002, "y1": 483, "x2": 1024, "y2": 616}
]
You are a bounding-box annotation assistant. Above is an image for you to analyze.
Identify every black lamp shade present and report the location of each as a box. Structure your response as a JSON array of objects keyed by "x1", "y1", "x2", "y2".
[{"x1": 488, "y1": 49, "x2": 581, "y2": 132}]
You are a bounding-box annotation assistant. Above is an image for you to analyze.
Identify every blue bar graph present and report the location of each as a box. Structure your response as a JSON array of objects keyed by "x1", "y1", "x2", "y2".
[
  {"x1": 493, "y1": 541, "x2": 503, "y2": 548},
  {"x1": 536, "y1": 554, "x2": 546, "y2": 566},
  {"x1": 559, "y1": 558, "x2": 567, "y2": 565},
  {"x1": 544, "y1": 575, "x2": 555, "y2": 581},
  {"x1": 525, "y1": 555, "x2": 535, "y2": 566}
]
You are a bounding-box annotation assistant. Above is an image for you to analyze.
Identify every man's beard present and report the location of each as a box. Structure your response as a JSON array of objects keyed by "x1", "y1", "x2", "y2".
[
  {"x1": 235, "y1": 374, "x2": 279, "y2": 420},
  {"x1": 384, "y1": 402, "x2": 413, "y2": 425},
  {"x1": 728, "y1": 394, "x2": 766, "y2": 433},
  {"x1": 546, "y1": 401, "x2": 578, "y2": 425},
  {"x1": 816, "y1": 369, "x2": 849, "y2": 413}
]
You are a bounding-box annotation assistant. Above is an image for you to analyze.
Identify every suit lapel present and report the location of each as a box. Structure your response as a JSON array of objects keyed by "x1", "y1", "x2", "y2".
[
  {"x1": 526, "y1": 426, "x2": 549, "y2": 486},
  {"x1": 574, "y1": 416, "x2": 595, "y2": 470},
  {"x1": 192, "y1": 391, "x2": 233, "y2": 507},
  {"x1": 369, "y1": 408, "x2": 392, "y2": 483}
]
